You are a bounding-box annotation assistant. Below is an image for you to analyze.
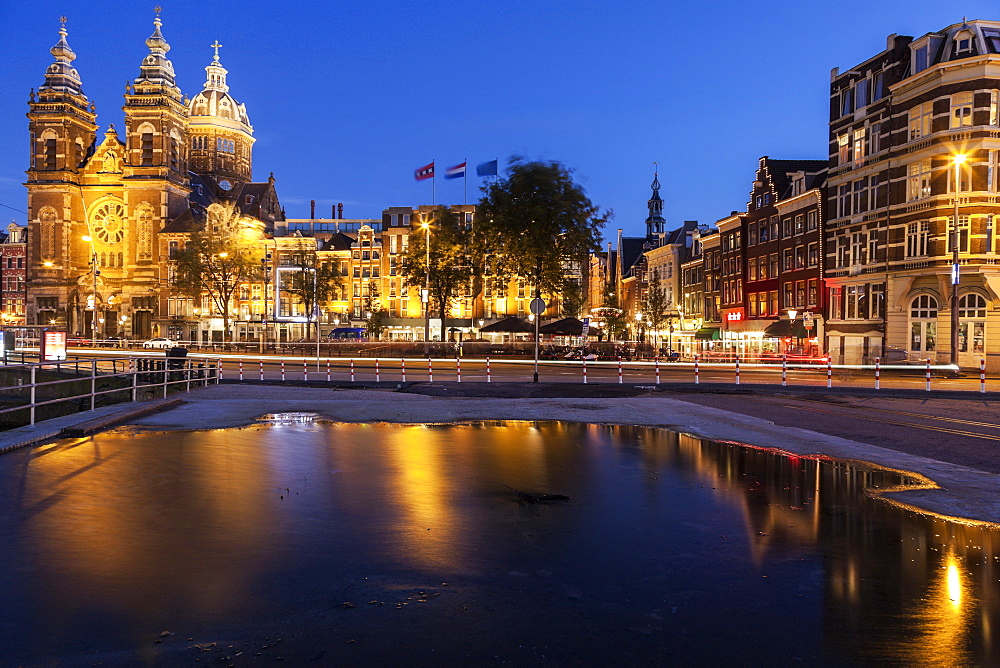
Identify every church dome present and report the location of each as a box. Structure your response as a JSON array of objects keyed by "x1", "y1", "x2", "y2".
[{"x1": 187, "y1": 43, "x2": 251, "y2": 131}]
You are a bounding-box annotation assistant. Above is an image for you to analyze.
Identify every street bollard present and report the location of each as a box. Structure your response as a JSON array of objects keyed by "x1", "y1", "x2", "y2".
[
  {"x1": 304, "y1": 359, "x2": 308, "y2": 382},
  {"x1": 327, "y1": 359, "x2": 331, "y2": 383},
  {"x1": 618, "y1": 356, "x2": 623, "y2": 384},
  {"x1": 735, "y1": 355, "x2": 740, "y2": 385},
  {"x1": 781, "y1": 355, "x2": 787, "y2": 387},
  {"x1": 219, "y1": 359, "x2": 223, "y2": 381},
  {"x1": 827, "y1": 357, "x2": 832, "y2": 389},
  {"x1": 428, "y1": 358, "x2": 433, "y2": 383},
  {"x1": 982, "y1": 359, "x2": 987, "y2": 393},
  {"x1": 456, "y1": 357, "x2": 461, "y2": 383},
  {"x1": 695, "y1": 354, "x2": 700, "y2": 384},
  {"x1": 401, "y1": 358, "x2": 406, "y2": 382},
  {"x1": 925, "y1": 359, "x2": 931, "y2": 392},
  {"x1": 486, "y1": 357, "x2": 491, "y2": 383},
  {"x1": 583, "y1": 357, "x2": 588, "y2": 384},
  {"x1": 655, "y1": 357, "x2": 660, "y2": 385},
  {"x1": 875, "y1": 357, "x2": 880, "y2": 390},
  {"x1": 239, "y1": 359, "x2": 244, "y2": 381},
  {"x1": 376, "y1": 358, "x2": 380, "y2": 383},
  {"x1": 260, "y1": 360, "x2": 264, "y2": 381},
  {"x1": 281, "y1": 360, "x2": 285, "y2": 382},
  {"x1": 350, "y1": 359, "x2": 355, "y2": 382}
]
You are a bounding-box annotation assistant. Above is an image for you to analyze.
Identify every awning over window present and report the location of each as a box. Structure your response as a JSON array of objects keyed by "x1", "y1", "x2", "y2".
[
  {"x1": 694, "y1": 327, "x2": 721, "y2": 340},
  {"x1": 763, "y1": 320, "x2": 809, "y2": 338}
]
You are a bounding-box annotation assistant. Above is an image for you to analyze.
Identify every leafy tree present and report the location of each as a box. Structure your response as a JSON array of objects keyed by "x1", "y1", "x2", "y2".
[
  {"x1": 476, "y1": 157, "x2": 609, "y2": 311},
  {"x1": 643, "y1": 268, "x2": 669, "y2": 348},
  {"x1": 363, "y1": 282, "x2": 386, "y2": 340},
  {"x1": 560, "y1": 279, "x2": 584, "y2": 318},
  {"x1": 600, "y1": 287, "x2": 627, "y2": 341},
  {"x1": 401, "y1": 207, "x2": 474, "y2": 342},
  {"x1": 172, "y1": 203, "x2": 265, "y2": 343},
  {"x1": 280, "y1": 247, "x2": 344, "y2": 339}
]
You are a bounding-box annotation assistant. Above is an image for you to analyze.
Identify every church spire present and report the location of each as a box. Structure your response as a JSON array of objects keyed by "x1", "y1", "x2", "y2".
[
  {"x1": 203, "y1": 40, "x2": 230, "y2": 92},
  {"x1": 39, "y1": 16, "x2": 85, "y2": 97},
  {"x1": 645, "y1": 164, "x2": 665, "y2": 238},
  {"x1": 134, "y1": 7, "x2": 177, "y2": 89}
]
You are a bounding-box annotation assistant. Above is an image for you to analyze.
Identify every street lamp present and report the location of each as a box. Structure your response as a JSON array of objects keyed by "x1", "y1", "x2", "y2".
[
  {"x1": 82, "y1": 235, "x2": 98, "y2": 346},
  {"x1": 951, "y1": 153, "x2": 966, "y2": 367},
  {"x1": 422, "y1": 219, "x2": 431, "y2": 356}
]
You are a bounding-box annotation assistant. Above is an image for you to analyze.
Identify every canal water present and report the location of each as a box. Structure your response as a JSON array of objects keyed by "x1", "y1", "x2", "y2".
[{"x1": 0, "y1": 420, "x2": 998, "y2": 665}]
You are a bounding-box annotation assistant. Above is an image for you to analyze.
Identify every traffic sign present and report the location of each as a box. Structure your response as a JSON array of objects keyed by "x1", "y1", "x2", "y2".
[{"x1": 530, "y1": 297, "x2": 546, "y2": 315}]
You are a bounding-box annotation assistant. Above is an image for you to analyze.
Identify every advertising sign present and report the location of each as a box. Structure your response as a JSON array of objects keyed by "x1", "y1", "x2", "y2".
[{"x1": 40, "y1": 329, "x2": 67, "y2": 361}]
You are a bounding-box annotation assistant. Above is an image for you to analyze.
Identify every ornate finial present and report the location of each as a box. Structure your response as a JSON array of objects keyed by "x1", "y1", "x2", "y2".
[
  {"x1": 651, "y1": 163, "x2": 661, "y2": 192},
  {"x1": 59, "y1": 16, "x2": 67, "y2": 27},
  {"x1": 211, "y1": 40, "x2": 222, "y2": 64}
]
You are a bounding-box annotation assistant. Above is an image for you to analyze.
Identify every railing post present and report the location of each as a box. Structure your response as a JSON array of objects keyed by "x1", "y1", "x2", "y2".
[
  {"x1": 925, "y1": 359, "x2": 931, "y2": 392},
  {"x1": 456, "y1": 357, "x2": 461, "y2": 383},
  {"x1": 186, "y1": 362, "x2": 192, "y2": 393},
  {"x1": 486, "y1": 356, "x2": 491, "y2": 383},
  {"x1": 327, "y1": 359, "x2": 331, "y2": 383},
  {"x1": 781, "y1": 354, "x2": 787, "y2": 387},
  {"x1": 304, "y1": 358, "x2": 309, "y2": 382},
  {"x1": 239, "y1": 358, "x2": 244, "y2": 381},
  {"x1": 132, "y1": 364, "x2": 138, "y2": 401},
  {"x1": 875, "y1": 357, "x2": 881, "y2": 390},
  {"x1": 281, "y1": 360, "x2": 286, "y2": 382},
  {"x1": 428, "y1": 358, "x2": 433, "y2": 383},
  {"x1": 735, "y1": 355, "x2": 740, "y2": 385},
  {"x1": 583, "y1": 357, "x2": 587, "y2": 384},
  {"x1": 695, "y1": 353, "x2": 700, "y2": 384},
  {"x1": 655, "y1": 357, "x2": 660, "y2": 385},
  {"x1": 260, "y1": 360, "x2": 265, "y2": 381},
  {"x1": 30, "y1": 365, "x2": 36, "y2": 425},
  {"x1": 618, "y1": 356, "x2": 623, "y2": 384},
  {"x1": 826, "y1": 356, "x2": 832, "y2": 389},
  {"x1": 91, "y1": 359, "x2": 97, "y2": 411},
  {"x1": 981, "y1": 358, "x2": 987, "y2": 394},
  {"x1": 375, "y1": 358, "x2": 380, "y2": 383},
  {"x1": 401, "y1": 358, "x2": 406, "y2": 382}
]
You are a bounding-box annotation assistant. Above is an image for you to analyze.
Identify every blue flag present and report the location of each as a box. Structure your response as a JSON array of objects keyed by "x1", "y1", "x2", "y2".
[{"x1": 476, "y1": 159, "x2": 498, "y2": 177}]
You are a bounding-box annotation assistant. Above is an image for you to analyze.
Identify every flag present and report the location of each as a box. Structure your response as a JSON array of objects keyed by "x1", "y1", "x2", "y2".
[
  {"x1": 476, "y1": 159, "x2": 498, "y2": 177},
  {"x1": 414, "y1": 162, "x2": 435, "y2": 181},
  {"x1": 444, "y1": 162, "x2": 466, "y2": 179}
]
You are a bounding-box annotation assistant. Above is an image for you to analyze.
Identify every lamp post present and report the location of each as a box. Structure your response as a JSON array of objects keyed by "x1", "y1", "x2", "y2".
[
  {"x1": 260, "y1": 254, "x2": 270, "y2": 354},
  {"x1": 82, "y1": 235, "x2": 98, "y2": 346},
  {"x1": 422, "y1": 219, "x2": 431, "y2": 357},
  {"x1": 951, "y1": 153, "x2": 966, "y2": 367},
  {"x1": 635, "y1": 312, "x2": 643, "y2": 356},
  {"x1": 787, "y1": 309, "x2": 798, "y2": 355}
]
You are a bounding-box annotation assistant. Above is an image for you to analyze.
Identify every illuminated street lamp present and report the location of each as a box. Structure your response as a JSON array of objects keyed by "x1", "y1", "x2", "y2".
[
  {"x1": 422, "y1": 219, "x2": 431, "y2": 356},
  {"x1": 951, "y1": 153, "x2": 966, "y2": 367},
  {"x1": 82, "y1": 234, "x2": 98, "y2": 346}
]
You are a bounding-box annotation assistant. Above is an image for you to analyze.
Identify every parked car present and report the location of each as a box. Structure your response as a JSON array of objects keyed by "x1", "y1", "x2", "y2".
[
  {"x1": 142, "y1": 337, "x2": 177, "y2": 349},
  {"x1": 100, "y1": 336, "x2": 124, "y2": 348}
]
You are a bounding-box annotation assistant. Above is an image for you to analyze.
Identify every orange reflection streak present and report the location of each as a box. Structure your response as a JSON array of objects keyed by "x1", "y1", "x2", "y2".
[
  {"x1": 22, "y1": 428, "x2": 280, "y2": 623},
  {"x1": 383, "y1": 424, "x2": 459, "y2": 571}
]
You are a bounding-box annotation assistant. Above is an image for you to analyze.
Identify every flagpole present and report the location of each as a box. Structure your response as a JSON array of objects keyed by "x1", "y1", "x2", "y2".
[
  {"x1": 463, "y1": 158, "x2": 467, "y2": 205},
  {"x1": 432, "y1": 158, "x2": 436, "y2": 205}
]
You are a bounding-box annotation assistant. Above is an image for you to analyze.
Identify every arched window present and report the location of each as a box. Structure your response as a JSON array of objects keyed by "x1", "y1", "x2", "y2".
[
  {"x1": 959, "y1": 293, "x2": 987, "y2": 318},
  {"x1": 41, "y1": 131, "x2": 58, "y2": 170},
  {"x1": 909, "y1": 294, "x2": 938, "y2": 354},
  {"x1": 118, "y1": 252, "x2": 124, "y2": 267}
]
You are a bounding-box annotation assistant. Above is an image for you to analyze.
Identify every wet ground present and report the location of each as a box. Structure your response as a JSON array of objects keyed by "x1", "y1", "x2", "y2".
[{"x1": 2, "y1": 420, "x2": 999, "y2": 665}]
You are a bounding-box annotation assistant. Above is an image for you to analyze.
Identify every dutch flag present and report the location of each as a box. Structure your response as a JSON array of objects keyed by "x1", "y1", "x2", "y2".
[{"x1": 444, "y1": 162, "x2": 466, "y2": 179}]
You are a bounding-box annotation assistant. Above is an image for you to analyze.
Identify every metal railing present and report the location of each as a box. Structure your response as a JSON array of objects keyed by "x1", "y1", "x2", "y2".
[{"x1": 0, "y1": 357, "x2": 220, "y2": 428}]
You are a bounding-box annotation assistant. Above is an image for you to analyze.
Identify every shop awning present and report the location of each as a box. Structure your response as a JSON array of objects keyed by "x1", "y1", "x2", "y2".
[
  {"x1": 763, "y1": 320, "x2": 809, "y2": 338},
  {"x1": 694, "y1": 327, "x2": 721, "y2": 340}
]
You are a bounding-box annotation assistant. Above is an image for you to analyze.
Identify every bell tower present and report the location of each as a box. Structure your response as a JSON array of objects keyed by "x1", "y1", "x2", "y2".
[
  {"x1": 645, "y1": 166, "x2": 666, "y2": 239},
  {"x1": 25, "y1": 17, "x2": 98, "y2": 327}
]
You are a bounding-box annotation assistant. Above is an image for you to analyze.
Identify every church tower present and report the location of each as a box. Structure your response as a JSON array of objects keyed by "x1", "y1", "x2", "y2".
[
  {"x1": 645, "y1": 169, "x2": 665, "y2": 238},
  {"x1": 25, "y1": 17, "x2": 98, "y2": 326},
  {"x1": 187, "y1": 41, "x2": 254, "y2": 187}
]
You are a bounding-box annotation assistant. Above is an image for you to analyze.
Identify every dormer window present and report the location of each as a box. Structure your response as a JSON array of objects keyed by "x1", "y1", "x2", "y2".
[
  {"x1": 984, "y1": 28, "x2": 1000, "y2": 53},
  {"x1": 954, "y1": 28, "x2": 975, "y2": 55}
]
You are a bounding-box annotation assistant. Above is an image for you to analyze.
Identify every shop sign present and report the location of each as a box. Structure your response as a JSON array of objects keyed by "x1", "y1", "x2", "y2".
[{"x1": 724, "y1": 308, "x2": 744, "y2": 323}]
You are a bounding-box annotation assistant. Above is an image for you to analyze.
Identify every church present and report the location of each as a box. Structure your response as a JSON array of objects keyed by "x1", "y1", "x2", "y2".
[{"x1": 25, "y1": 12, "x2": 282, "y2": 340}]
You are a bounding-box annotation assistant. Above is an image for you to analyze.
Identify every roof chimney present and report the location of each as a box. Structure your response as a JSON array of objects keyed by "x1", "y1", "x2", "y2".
[
  {"x1": 310, "y1": 199, "x2": 315, "y2": 219},
  {"x1": 338, "y1": 203, "x2": 344, "y2": 219}
]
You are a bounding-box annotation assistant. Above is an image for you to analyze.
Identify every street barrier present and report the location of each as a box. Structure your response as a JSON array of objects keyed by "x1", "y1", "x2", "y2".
[
  {"x1": 826, "y1": 357, "x2": 832, "y2": 389},
  {"x1": 982, "y1": 359, "x2": 987, "y2": 393},
  {"x1": 239, "y1": 359, "x2": 243, "y2": 381},
  {"x1": 401, "y1": 358, "x2": 406, "y2": 382},
  {"x1": 781, "y1": 355, "x2": 787, "y2": 387},
  {"x1": 925, "y1": 359, "x2": 931, "y2": 391},
  {"x1": 875, "y1": 358, "x2": 881, "y2": 390},
  {"x1": 375, "y1": 358, "x2": 380, "y2": 383},
  {"x1": 735, "y1": 355, "x2": 741, "y2": 385}
]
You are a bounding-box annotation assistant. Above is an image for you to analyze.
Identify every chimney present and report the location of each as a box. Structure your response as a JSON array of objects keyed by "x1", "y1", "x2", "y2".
[
  {"x1": 310, "y1": 199, "x2": 316, "y2": 219},
  {"x1": 338, "y1": 203, "x2": 344, "y2": 219},
  {"x1": 332, "y1": 204, "x2": 336, "y2": 219}
]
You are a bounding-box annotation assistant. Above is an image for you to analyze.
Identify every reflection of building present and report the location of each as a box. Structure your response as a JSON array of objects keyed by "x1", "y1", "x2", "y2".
[
  {"x1": 25, "y1": 14, "x2": 281, "y2": 341},
  {"x1": 1, "y1": 224, "x2": 27, "y2": 325}
]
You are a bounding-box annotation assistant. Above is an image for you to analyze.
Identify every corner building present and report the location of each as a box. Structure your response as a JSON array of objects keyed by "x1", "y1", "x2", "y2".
[
  {"x1": 826, "y1": 21, "x2": 1000, "y2": 369},
  {"x1": 25, "y1": 15, "x2": 280, "y2": 340}
]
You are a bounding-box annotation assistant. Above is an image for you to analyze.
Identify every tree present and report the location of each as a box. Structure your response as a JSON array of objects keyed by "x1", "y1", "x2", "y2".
[
  {"x1": 560, "y1": 279, "x2": 584, "y2": 318},
  {"x1": 644, "y1": 268, "x2": 669, "y2": 348},
  {"x1": 173, "y1": 203, "x2": 265, "y2": 343},
  {"x1": 401, "y1": 207, "x2": 475, "y2": 342},
  {"x1": 363, "y1": 282, "x2": 386, "y2": 340},
  {"x1": 280, "y1": 247, "x2": 344, "y2": 339},
  {"x1": 600, "y1": 287, "x2": 627, "y2": 341},
  {"x1": 476, "y1": 157, "x2": 609, "y2": 311}
]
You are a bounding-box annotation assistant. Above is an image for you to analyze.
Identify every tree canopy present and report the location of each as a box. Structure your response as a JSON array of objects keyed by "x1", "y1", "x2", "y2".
[
  {"x1": 279, "y1": 246, "x2": 344, "y2": 338},
  {"x1": 476, "y1": 158, "x2": 610, "y2": 305},
  {"x1": 401, "y1": 206, "x2": 475, "y2": 341},
  {"x1": 172, "y1": 203, "x2": 265, "y2": 342}
]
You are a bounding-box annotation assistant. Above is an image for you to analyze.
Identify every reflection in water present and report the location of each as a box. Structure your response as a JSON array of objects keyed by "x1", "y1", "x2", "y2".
[{"x1": 0, "y1": 421, "x2": 998, "y2": 664}]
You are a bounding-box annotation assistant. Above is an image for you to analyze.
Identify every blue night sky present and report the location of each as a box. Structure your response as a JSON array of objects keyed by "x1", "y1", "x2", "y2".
[{"x1": 0, "y1": 1, "x2": 994, "y2": 241}]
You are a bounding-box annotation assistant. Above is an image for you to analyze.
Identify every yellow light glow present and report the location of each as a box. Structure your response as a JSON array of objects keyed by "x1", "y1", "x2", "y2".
[
  {"x1": 954, "y1": 154, "x2": 967, "y2": 165},
  {"x1": 218, "y1": 252, "x2": 229, "y2": 258},
  {"x1": 946, "y1": 558, "x2": 962, "y2": 606},
  {"x1": 81, "y1": 235, "x2": 92, "y2": 242},
  {"x1": 43, "y1": 261, "x2": 53, "y2": 267}
]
